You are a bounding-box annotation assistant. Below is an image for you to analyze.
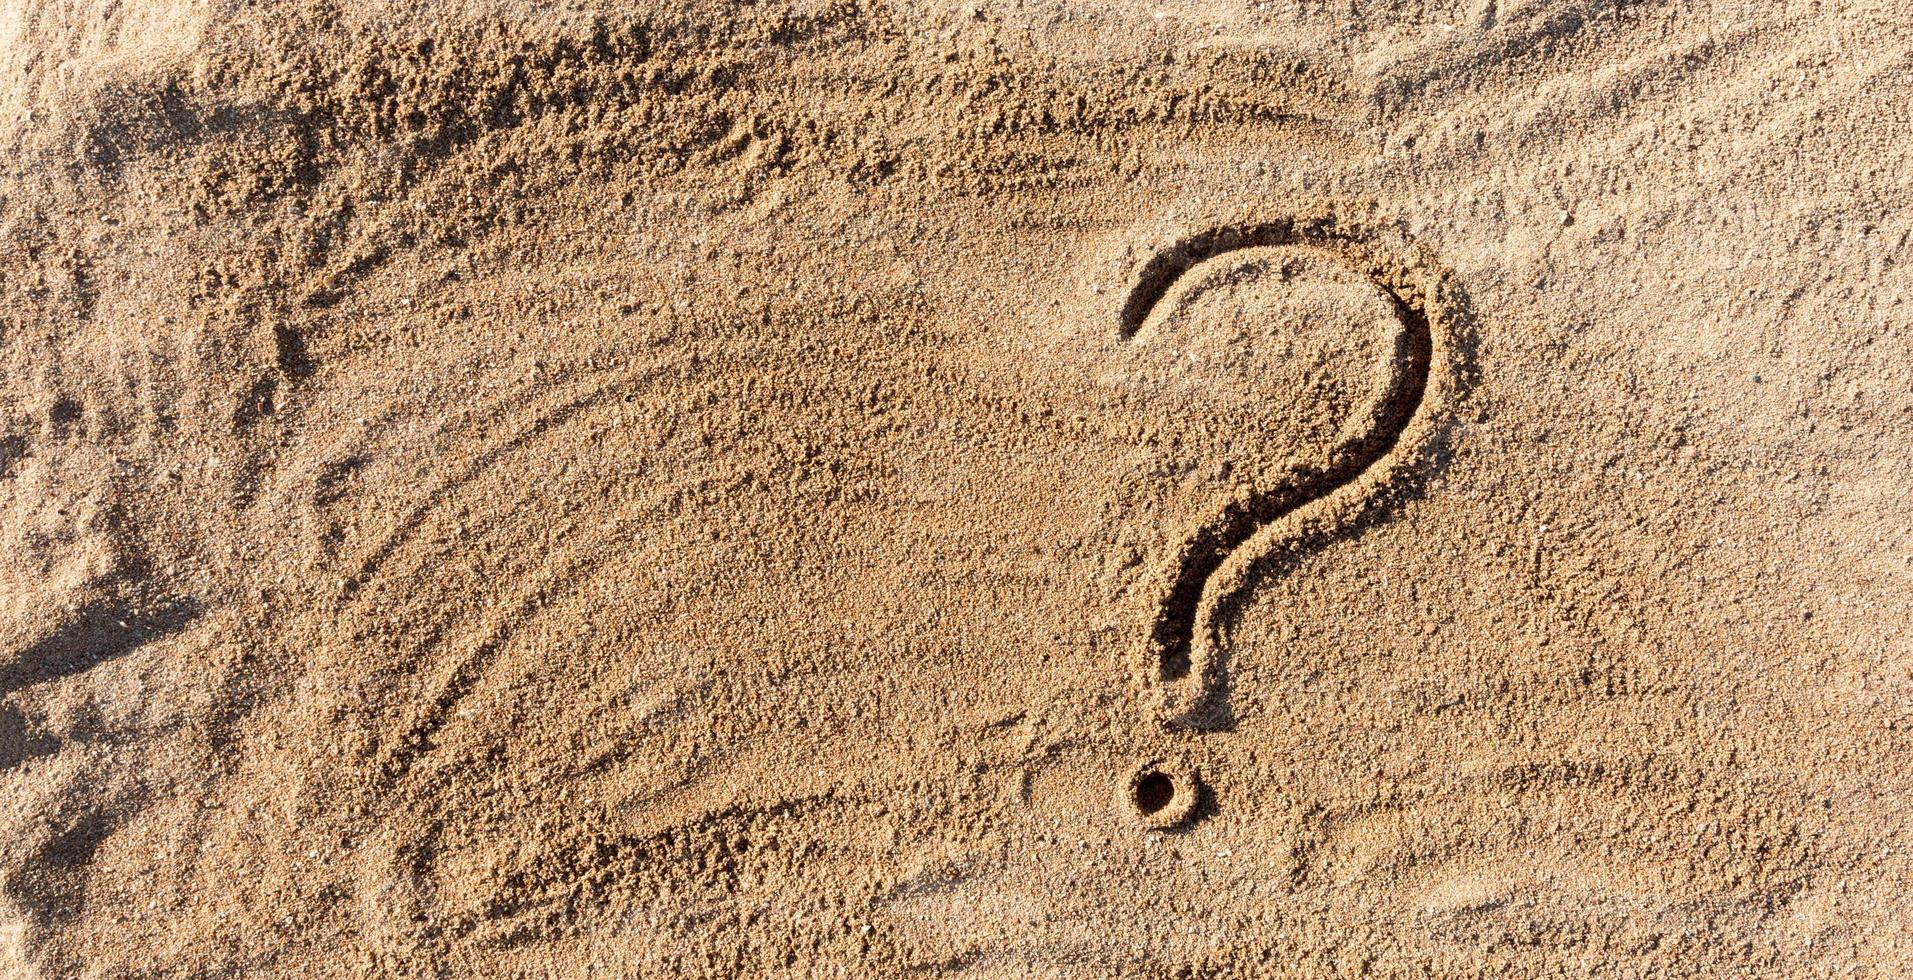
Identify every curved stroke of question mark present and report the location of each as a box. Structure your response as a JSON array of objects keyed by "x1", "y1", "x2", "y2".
[{"x1": 1121, "y1": 219, "x2": 1448, "y2": 732}]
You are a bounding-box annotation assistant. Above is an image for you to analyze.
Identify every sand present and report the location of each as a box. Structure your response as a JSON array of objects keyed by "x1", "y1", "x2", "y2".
[{"x1": 2, "y1": 0, "x2": 1911, "y2": 975}]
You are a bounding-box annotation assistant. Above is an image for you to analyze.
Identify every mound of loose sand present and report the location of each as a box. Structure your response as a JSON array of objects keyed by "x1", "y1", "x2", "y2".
[{"x1": 2, "y1": 0, "x2": 1910, "y2": 975}]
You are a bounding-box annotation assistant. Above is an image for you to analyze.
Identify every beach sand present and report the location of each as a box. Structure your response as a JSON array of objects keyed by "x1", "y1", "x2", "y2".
[{"x1": 1, "y1": 0, "x2": 1910, "y2": 974}]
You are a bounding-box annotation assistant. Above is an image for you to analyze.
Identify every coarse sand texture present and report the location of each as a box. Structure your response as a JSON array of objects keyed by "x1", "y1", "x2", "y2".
[{"x1": 1, "y1": 1, "x2": 1911, "y2": 976}]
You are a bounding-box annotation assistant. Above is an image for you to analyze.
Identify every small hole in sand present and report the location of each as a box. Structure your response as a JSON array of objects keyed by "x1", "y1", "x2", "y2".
[{"x1": 1132, "y1": 771, "x2": 1176, "y2": 815}]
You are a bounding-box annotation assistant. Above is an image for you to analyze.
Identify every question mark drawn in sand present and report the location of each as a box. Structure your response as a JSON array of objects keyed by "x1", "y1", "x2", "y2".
[{"x1": 1114, "y1": 215, "x2": 1458, "y2": 829}]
